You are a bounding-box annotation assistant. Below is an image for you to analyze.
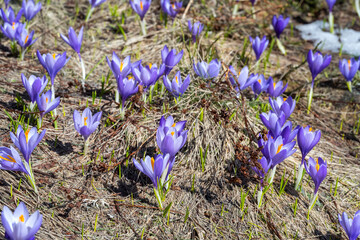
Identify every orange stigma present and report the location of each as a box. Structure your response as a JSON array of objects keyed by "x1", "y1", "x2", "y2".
[
  {"x1": 52, "y1": 54, "x2": 56, "y2": 60},
  {"x1": 25, "y1": 35, "x2": 29, "y2": 43},
  {"x1": 151, "y1": 157, "x2": 155, "y2": 170},
  {"x1": 25, "y1": 129, "x2": 30, "y2": 143},
  {"x1": 258, "y1": 79, "x2": 261, "y2": 83},
  {"x1": 128, "y1": 76, "x2": 133, "y2": 80},
  {"x1": 45, "y1": 97, "x2": 48, "y2": 103},
  {"x1": 12, "y1": 22, "x2": 15, "y2": 30},
  {"x1": 348, "y1": 60, "x2": 351, "y2": 71},
  {"x1": 283, "y1": 97, "x2": 287, "y2": 101},
  {"x1": 149, "y1": 63, "x2": 152, "y2": 69},
  {"x1": 309, "y1": 127, "x2": 312, "y2": 132},
  {"x1": 84, "y1": 117, "x2": 88, "y2": 126},
  {"x1": 276, "y1": 144, "x2": 283, "y2": 154},
  {"x1": 171, "y1": 131, "x2": 175, "y2": 136},
  {"x1": 172, "y1": 4, "x2": 175, "y2": 9},
  {"x1": 175, "y1": 76, "x2": 178, "y2": 84},
  {"x1": 120, "y1": 62, "x2": 124, "y2": 72},
  {"x1": 140, "y1": 1, "x2": 143, "y2": 10},
  {"x1": 273, "y1": 82, "x2": 276, "y2": 88},
  {"x1": 172, "y1": 123, "x2": 176, "y2": 127},
  {"x1": 19, "y1": 215, "x2": 25, "y2": 223},
  {"x1": 0, "y1": 155, "x2": 16, "y2": 163},
  {"x1": 315, "y1": 158, "x2": 320, "y2": 172}
]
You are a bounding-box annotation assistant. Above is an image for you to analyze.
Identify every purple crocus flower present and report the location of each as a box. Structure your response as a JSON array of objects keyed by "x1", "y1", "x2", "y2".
[
  {"x1": 326, "y1": 0, "x2": 336, "y2": 12},
  {"x1": 338, "y1": 211, "x2": 360, "y2": 240},
  {"x1": 297, "y1": 125, "x2": 321, "y2": 163},
  {"x1": 272, "y1": 15, "x2": 290, "y2": 39},
  {"x1": 106, "y1": 54, "x2": 140, "y2": 79},
  {"x1": 117, "y1": 76, "x2": 139, "y2": 109},
  {"x1": 130, "y1": 0, "x2": 151, "y2": 21},
  {"x1": 36, "y1": 89, "x2": 60, "y2": 118},
  {"x1": 307, "y1": 50, "x2": 332, "y2": 84},
  {"x1": 133, "y1": 154, "x2": 171, "y2": 188},
  {"x1": 73, "y1": 108, "x2": 102, "y2": 141},
  {"x1": 161, "y1": 0, "x2": 182, "y2": 18},
  {"x1": 161, "y1": 45, "x2": 183, "y2": 75},
  {"x1": 250, "y1": 0, "x2": 256, "y2": 6},
  {"x1": 249, "y1": 36, "x2": 269, "y2": 61},
  {"x1": 4, "y1": 0, "x2": 10, "y2": 9},
  {"x1": 15, "y1": 24, "x2": 37, "y2": 50},
  {"x1": 156, "y1": 115, "x2": 187, "y2": 157},
  {"x1": 304, "y1": 157, "x2": 327, "y2": 194},
  {"x1": 132, "y1": 63, "x2": 160, "y2": 89},
  {"x1": 0, "y1": 146, "x2": 30, "y2": 175},
  {"x1": 10, "y1": 125, "x2": 46, "y2": 163},
  {"x1": 1, "y1": 202, "x2": 42, "y2": 240},
  {"x1": 339, "y1": 58, "x2": 360, "y2": 82},
  {"x1": 252, "y1": 74, "x2": 270, "y2": 97},
  {"x1": 89, "y1": 0, "x2": 107, "y2": 8},
  {"x1": 229, "y1": 65, "x2": 258, "y2": 92},
  {"x1": 269, "y1": 96, "x2": 296, "y2": 120},
  {"x1": 60, "y1": 26, "x2": 84, "y2": 60},
  {"x1": 1, "y1": 22, "x2": 23, "y2": 41},
  {"x1": 193, "y1": 59, "x2": 221, "y2": 80},
  {"x1": 252, "y1": 156, "x2": 272, "y2": 189},
  {"x1": 0, "y1": 7, "x2": 23, "y2": 24},
  {"x1": 260, "y1": 111, "x2": 286, "y2": 138},
  {"x1": 22, "y1": 0, "x2": 42, "y2": 21},
  {"x1": 267, "y1": 78, "x2": 288, "y2": 98},
  {"x1": 163, "y1": 71, "x2": 190, "y2": 97},
  {"x1": 278, "y1": 121, "x2": 299, "y2": 144},
  {"x1": 188, "y1": 20, "x2": 204, "y2": 42},
  {"x1": 36, "y1": 51, "x2": 70, "y2": 85},
  {"x1": 21, "y1": 74, "x2": 48, "y2": 103},
  {"x1": 262, "y1": 135, "x2": 296, "y2": 168}
]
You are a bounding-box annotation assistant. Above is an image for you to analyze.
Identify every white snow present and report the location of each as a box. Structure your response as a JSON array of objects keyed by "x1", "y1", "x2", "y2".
[{"x1": 296, "y1": 20, "x2": 360, "y2": 56}]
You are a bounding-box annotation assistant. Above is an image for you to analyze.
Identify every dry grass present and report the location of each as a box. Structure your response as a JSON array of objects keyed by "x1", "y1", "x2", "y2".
[{"x1": 0, "y1": 0, "x2": 359, "y2": 239}]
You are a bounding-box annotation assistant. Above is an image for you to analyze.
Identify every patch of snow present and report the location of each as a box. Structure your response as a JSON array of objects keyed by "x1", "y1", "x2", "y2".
[{"x1": 296, "y1": 20, "x2": 360, "y2": 56}]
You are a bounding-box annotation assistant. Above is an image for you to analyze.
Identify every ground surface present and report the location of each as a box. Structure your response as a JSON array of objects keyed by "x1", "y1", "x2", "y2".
[{"x1": 0, "y1": 0, "x2": 360, "y2": 239}]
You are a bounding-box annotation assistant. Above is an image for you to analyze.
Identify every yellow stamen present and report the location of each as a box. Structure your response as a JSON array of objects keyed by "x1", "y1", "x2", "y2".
[
  {"x1": 309, "y1": 127, "x2": 312, "y2": 132},
  {"x1": 315, "y1": 158, "x2": 320, "y2": 172},
  {"x1": 25, "y1": 129, "x2": 30, "y2": 143},
  {"x1": 172, "y1": 4, "x2": 175, "y2": 9},
  {"x1": 151, "y1": 157, "x2": 155, "y2": 170},
  {"x1": 128, "y1": 76, "x2": 133, "y2": 80},
  {"x1": 25, "y1": 35, "x2": 29, "y2": 43},
  {"x1": 348, "y1": 60, "x2": 351, "y2": 71},
  {"x1": 12, "y1": 22, "x2": 15, "y2": 30},
  {"x1": 19, "y1": 215, "x2": 25, "y2": 223},
  {"x1": 120, "y1": 62, "x2": 124, "y2": 72},
  {"x1": 52, "y1": 54, "x2": 56, "y2": 60},
  {"x1": 171, "y1": 131, "x2": 175, "y2": 136},
  {"x1": 175, "y1": 76, "x2": 178, "y2": 84},
  {"x1": 84, "y1": 117, "x2": 88, "y2": 126},
  {"x1": 283, "y1": 97, "x2": 287, "y2": 101},
  {"x1": 276, "y1": 144, "x2": 283, "y2": 154},
  {"x1": 0, "y1": 155, "x2": 16, "y2": 163},
  {"x1": 273, "y1": 82, "x2": 276, "y2": 88},
  {"x1": 172, "y1": 123, "x2": 176, "y2": 127},
  {"x1": 258, "y1": 79, "x2": 261, "y2": 83},
  {"x1": 46, "y1": 97, "x2": 48, "y2": 103},
  {"x1": 149, "y1": 63, "x2": 152, "y2": 69}
]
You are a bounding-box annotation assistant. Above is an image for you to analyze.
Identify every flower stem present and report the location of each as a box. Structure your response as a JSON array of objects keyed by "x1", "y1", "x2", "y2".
[
  {"x1": 115, "y1": 89, "x2": 120, "y2": 103},
  {"x1": 356, "y1": 0, "x2": 360, "y2": 18},
  {"x1": 37, "y1": 116, "x2": 42, "y2": 129},
  {"x1": 51, "y1": 84, "x2": 57, "y2": 116},
  {"x1": 276, "y1": 38, "x2": 286, "y2": 56},
  {"x1": 267, "y1": 166, "x2": 277, "y2": 185},
  {"x1": 232, "y1": 4, "x2": 239, "y2": 17},
  {"x1": 257, "y1": 188, "x2": 263, "y2": 208},
  {"x1": 329, "y1": 12, "x2": 334, "y2": 34},
  {"x1": 80, "y1": 58, "x2": 86, "y2": 93},
  {"x1": 346, "y1": 81, "x2": 352, "y2": 93},
  {"x1": 84, "y1": 138, "x2": 89, "y2": 156},
  {"x1": 85, "y1": 7, "x2": 94, "y2": 22},
  {"x1": 20, "y1": 48, "x2": 26, "y2": 60},
  {"x1": 307, "y1": 86, "x2": 313, "y2": 114},
  {"x1": 140, "y1": 19, "x2": 147, "y2": 36},
  {"x1": 154, "y1": 188, "x2": 163, "y2": 210},
  {"x1": 252, "y1": 6, "x2": 256, "y2": 19},
  {"x1": 295, "y1": 163, "x2": 304, "y2": 191},
  {"x1": 307, "y1": 192, "x2": 318, "y2": 219}
]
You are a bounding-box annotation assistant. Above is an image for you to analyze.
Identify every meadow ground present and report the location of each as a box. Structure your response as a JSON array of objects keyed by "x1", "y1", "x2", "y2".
[{"x1": 0, "y1": 0, "x2": 360, "y2": 239}]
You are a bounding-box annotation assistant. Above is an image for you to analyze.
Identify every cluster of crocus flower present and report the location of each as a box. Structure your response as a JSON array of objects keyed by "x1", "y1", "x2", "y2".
[
  {"x1": 193, "y1": 59, "x2": 221, "y2": 83},
  {"x1": 133, "y1": 115, "x2": 187, "y2": 209},
  {"x1": 306, "y1": 50, "x2": 332, "y2": 113},
  {"x1": 73, "y1": 108, "x2": 102, "y2": 154},
  {"x1": 338, "y1": 58, "x2": 360, "y2": 93},
  {"x1": 0, "y1": 1, "x2": 41, "y2": 59},
  {"x1": 272, "y1": 15, "x2": 290, "y2": 55},
  {"x1": 253, "y1": 95, "x2": 298, "y2": 207},
  {"x1": 1, "y1": 202, "x2": 42, "y2": 240}
]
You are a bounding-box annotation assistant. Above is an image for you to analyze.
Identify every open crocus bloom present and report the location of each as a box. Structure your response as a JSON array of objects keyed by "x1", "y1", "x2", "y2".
[
  {"x1": 36, "y1": 51, "x2": 70, "y2": 85},
  {"x1": 1, "y1": 22, "x2": 23, "y2": 41},
  {"x1": 307, "y1": 50, "x2": 332, "y2": 83},
  {"x1": 133, "y1": 154, "x2": 171, "y2": 188},
  {"x1": 229, "y1": 65, "x2": 258, "y2": 92},
  {"x1": 1, "y1": 202, "x2": 42, "y2": 240},
  {"x1": 161, "y1": 45, "x2": 184, "y2": 75},
  {"x1": 161, "y1": 0, "x2": 182, "y2": 18},
  {"x1": 251, "y1": 74, "x2": 270, "y2": 96},
  {"x1": 10, "y1": 125, "x2": 46, "y2": 163},
  {"x1": 0, "y1": 7, "x2": 23, "y2": 24},
  {"x1": 163, "y1": 71, "x2": 190, "y2": 97},
  {"x1": 260, "y1": 111, "x2": 286, "y2": 137},
  {"x1": 338, "y1": 211, "x2": 360, "y2": 240},
  {"x1": 73, "y1": 108, "x2": 102, "y2": 141},
  {"x1": 262, "y1": 136, "x2": 296, "y2": 168},
  {"x1": 269, "y1": 96, "x2": 296, "y2": 120},
  {"x1": 36, "y1": 89, "x2": 61, "y2": 117},
  {"x1": 193, "y1": 59, "x2": 221, "y2": 80},
  {"x1": 21, "y1": 74, "x2": 48, "y2": 103},
  {"x1": 304, "y1": 157, "x2": 327, "y2": 194},
  {"x1": 22, "y1": 0, "x2": 42, "y2": 21},
  {"x1": 130, "y1": 0, "x2": 151, "y2": 20},
  {"x1": 267, "y1": 78, "x2": 287, "y2": 98},
  {"x1": 297, "y1": 125, "x2": 321, "y2": 163},
  {"x1": 0, "y1": 146, "x2": 30, "y2": 175},
  {"x1": 15, "y1": 24, "x2": 37, "y2": 50}
]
